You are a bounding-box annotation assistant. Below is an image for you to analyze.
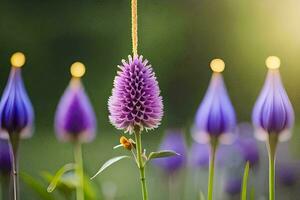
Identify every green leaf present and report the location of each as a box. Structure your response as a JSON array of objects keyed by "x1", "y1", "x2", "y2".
[
  {"x1": 148, "y1": 150, "x2": 180, "y2": 161},
  {"x1": 199, "y1": 191, "x2": 206, "y2": 200},
  {"x1": 20, "y1": 172, "x2": 55, "y2": 200},
  {"x1": 47, "y1": 163, "x2": 76, "y2": 193},
  {"x1": 241, "y1": 161, "x2": 250, "y2": 200},
  {"x1": 91, "y1": 156, "x2": 130, "y2": 180},
  {"x1": 83, "y1": 175, "x2": 99, "y2": 200}
]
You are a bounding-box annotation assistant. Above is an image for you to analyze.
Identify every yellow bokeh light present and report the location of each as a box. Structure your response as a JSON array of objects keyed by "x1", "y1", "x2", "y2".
[
  {"x1": 70, "y1": 62, "x2": 86, "y2": 78},
  {"x1": 210, "y1": 58, "x2": 225, "y2": 73},
  {"x1": 266, "y1": 56, "x2": 281, "y2": 69},
  {"x1": 10, "y1": 52, "x2": 26, "y2": 68}
]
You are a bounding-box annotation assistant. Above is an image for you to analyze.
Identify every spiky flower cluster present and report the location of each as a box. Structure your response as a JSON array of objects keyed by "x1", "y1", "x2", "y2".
[{"x1": 108, "y1": 55, "x2": 163, "y2": 133}]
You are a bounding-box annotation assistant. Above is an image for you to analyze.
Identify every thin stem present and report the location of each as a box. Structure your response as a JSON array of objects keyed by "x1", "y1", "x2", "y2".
[
  {"x1": 241, "y1": 162, "x2": 250, "y2": 200},
  {"x1": 9, "y1": 134, "x2": 20, "y2": 200},
  {"x1": 267, "y1": 134, "x2": 278, "y2": 200},
  {"x1": 207, "y1": 137, "x2": 218, "y2": 200},
  {"x1": 74, "y1": 142, "x2": 84, "y2": 200},
  {"x1": 131, "y1": 0, "x2": 138, "y2": 56},
  {"x1": 134, "y1": 129, "x2": 148, "y2": 200}
]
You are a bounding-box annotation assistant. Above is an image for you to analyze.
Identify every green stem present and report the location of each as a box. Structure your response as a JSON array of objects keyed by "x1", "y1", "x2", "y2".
[
  {"x1": 9, "y1": 134, "x2": 20, "y2": 200},
  {"x1": 134, "y1": 129, "x2": 148, "y2": 200},
  {"x1": 207, "y1": 137, "x2": 218, "y2": 200},
  {"x1": 267, "y1": 133, "x2": 278, "y2": 200},
  {"x1": 74, "y1": 142, "x2": 84, "y2": 200},
  {"x1": 241, "y1": 162, "x2": 250, "y2": 200}
]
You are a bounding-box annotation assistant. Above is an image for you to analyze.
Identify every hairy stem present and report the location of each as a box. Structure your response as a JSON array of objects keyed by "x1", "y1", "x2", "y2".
[
  {"x1": 267, "y1": 133, "x2": 278, "y2": 200},
  {"x1": 74, "y1": 142, "x2": 84, "y2": 200},
  {"x1": 134, "y1": 130, "x2": 148, "y2": 200},
  {"x1": 207, "y1": 137, "x2": 218, "y2": 200},
  {"x1": 131, "y1": 0, "x2": 138, "y2": 56}
]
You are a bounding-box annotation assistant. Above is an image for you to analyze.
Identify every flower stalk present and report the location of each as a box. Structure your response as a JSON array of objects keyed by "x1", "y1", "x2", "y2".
[
  {"x1": 134, "y1": 129, "x2": 148, "y2": 200},
  {"x1": 267, "y1": 133, "x2": 278, "y2": 200},
  {"x1": 9, "y1": 134, "x2": 20, "y2": 200},
  {"x1": 74, "y1": 142, "x2": 84, "y2": 200},
  {"x1": 207, "y1": 137, "x2": 218, "y2": 200},
  {"x1": 131, "y1": 0, "x2": 138, "y2": 56}
]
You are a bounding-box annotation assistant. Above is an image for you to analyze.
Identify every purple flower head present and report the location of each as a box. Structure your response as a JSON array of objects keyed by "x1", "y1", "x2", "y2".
[
  {"x1": 252, "y1": 58, "x2": 294, "y2": 141},
  {"x1": 0, "y1": 139, "x2": 12, "y2": 175},
  {"x1": 193, "y1": 61, "x2": 236, "y2": 143},
  {"x1": 154, "y1": 130, "x2": 186, "y2": 173},
  {"x1": 235, "y1": 123, "x2": 260, "y2": 167},
  {"x1": 55, "y1": 62, "x2": 97, "y2": 143},
  {"x1": 108, "y1": 55, "x2": 163, "y2": 133},
  {"x1": 0, "y1": 53, "x2": 34, "y2": 139},
  {"x1": 224, "y1": 177, "x2": 242, "y2": 196}
]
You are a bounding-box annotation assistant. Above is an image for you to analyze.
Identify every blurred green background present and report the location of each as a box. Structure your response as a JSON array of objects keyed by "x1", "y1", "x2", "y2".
[{"x1": 1, "y1": 0, "x2": 300, "y2": 199}]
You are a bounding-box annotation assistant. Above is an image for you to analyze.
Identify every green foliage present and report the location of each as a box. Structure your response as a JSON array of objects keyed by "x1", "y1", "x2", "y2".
[
  {"x1": 21, "y1": 172, "x2": 55, "y2": 200},
  {"x1": 46, "y1": 163, "x2": 76, "y2": 193},
  {"x1": 91, "y1": 156, "x2": 130, "y2": 179},
  {"x1": 241, "y1": 162, "x2": 250, "y2": 200},
  {"x1": 199, "y1": 191, "x2": 206, "y2": 200},
  {"x1": 147, "y1": 150, "x2": 179, "y2": 161}
]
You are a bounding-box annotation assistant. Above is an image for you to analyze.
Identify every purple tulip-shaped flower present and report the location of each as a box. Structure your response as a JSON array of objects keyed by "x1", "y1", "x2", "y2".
[
  {"x1": 55, "y1": 62, "x2": 97, "y2": 143},
  {"x1": 108, "y1": 55, "x2": 163, "y2": 133},
  {"x1": 193, "y1": 59, "x2": 236, "y2": 200},
  {"x1": 0, "y1": 53, "x2": 34, "y2": 139},
  {"x1": 252, "y1": 56, "x2": 294, "y2": 200},
  {"x1": 193, "y1": 59, "x2": 236, "y2": 144},
  {"x1": 154, "y1": 130, "x2": 186, "y2": 173},
  {"x1": 0, "y1": 139, "x2": 12, "y2": 175},
  {"x1": 0, "y1": 52, "x2": 34, "y2": 200},
  {"x1": 252, "y1": 57, "x2": 294, "y2": 141}
]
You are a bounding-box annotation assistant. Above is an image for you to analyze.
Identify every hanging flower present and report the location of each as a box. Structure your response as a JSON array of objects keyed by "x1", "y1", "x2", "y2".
[
  {"x1": 108, "y1": 55, "x2": 163, "y2": 133},
  {"x1": 0, "y1": 139, "x2": 12, "y2": 175},
  {"x1": 0, "y1": 52, "x2": 34, "y2": 139},
  {"x1": 154, "y1": 129, "x2": 186, "y2": 173},
  {"x1": 252, "y1": 56, "x2": 294, "y2": 141},
  {"x1": 193, "y1": 59, "x2": 236, "y2": 144},
  {"x1": 55, "y1": 62, "x2": 97, "y2": 143}
]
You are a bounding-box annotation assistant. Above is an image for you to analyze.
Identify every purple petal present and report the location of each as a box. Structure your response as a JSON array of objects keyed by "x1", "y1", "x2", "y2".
[
  {"x1": 252, "y1": 70, "x2": 294, "y2": 139},
  {"x1": 154, "y1": 130, "x2": 186, "y2": 173},
  {"x1": 55, "y1": 79, "x2": 97, "y2": 143},
  {"x1": 194, "y1": 73, "x2": 236, "y2": 139},
  {"x1": 0, "y1": 68, "x2": 34, "y2": 138}
]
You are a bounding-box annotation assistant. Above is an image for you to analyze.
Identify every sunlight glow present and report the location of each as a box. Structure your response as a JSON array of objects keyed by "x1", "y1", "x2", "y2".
[
  {"x1": 70, "y1": 62, "x2": 86, "y2": 78},
  {"x1": 11, "y1": 52, "x2": 26, "y2": 68}
]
